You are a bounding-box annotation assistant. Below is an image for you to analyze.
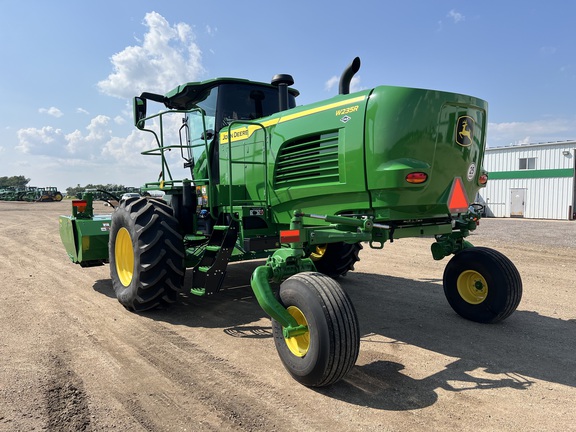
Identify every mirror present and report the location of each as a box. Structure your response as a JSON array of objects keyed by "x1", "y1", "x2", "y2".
[{"x1": 133, "y1": 97, "x2": 147, "y2": 129}]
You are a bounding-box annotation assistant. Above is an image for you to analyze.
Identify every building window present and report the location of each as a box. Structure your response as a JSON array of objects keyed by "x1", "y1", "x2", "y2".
[{"x1": 519, "y1": 157, "x2": 536, "y2": 170}]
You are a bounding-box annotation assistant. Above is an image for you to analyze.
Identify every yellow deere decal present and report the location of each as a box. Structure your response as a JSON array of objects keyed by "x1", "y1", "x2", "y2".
[
  {"x1": 220, "y1": 95, "x2": 366, "y2": 144},
  {"x1": 456, "y1": 115, "x2": 474, "y2": 146}
]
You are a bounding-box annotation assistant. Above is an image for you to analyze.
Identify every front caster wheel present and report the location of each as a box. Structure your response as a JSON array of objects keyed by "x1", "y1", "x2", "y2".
[
  {"x1": 272, "y1": 272, "x2": 360, "y2": 387},
  {"x1": 443, "y1": 247, "x2": 522, "y2": 323}
]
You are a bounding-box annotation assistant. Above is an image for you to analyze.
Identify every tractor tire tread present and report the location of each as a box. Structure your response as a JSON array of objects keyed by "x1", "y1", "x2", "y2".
[{"x1": 110, "y1": 197, "x2": 184, "y2": 312}]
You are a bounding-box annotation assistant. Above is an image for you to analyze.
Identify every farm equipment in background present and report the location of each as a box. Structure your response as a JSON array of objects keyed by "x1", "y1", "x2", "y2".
[
  {"x1": 76, "y1": 187, "x2": 144, "y2": 205},
  {"x1": 36, "y1": 187, "x2": 63, "y2": 202},
  {"x1": 18, "y1": 187, "x2": 39, "y2": 202},
  {"x1": 0, "y1": 187, "x2": 20, "y2": 201},
  {"x1": 0, "y1": 186, "x2": 63, "y2": 201},
  {"x1": 59, "y1": 57, "x2": 522, "y2": 387}
]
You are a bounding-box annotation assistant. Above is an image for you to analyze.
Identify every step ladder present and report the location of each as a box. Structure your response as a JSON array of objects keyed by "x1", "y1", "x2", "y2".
[{"x1": 190, "y1": 214, "x2": 239, "y2": 296}]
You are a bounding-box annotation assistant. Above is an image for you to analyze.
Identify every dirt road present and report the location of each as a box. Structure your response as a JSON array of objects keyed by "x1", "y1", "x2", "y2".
[{"x1": 1, "y1": 201, "x2": 575, "y2": 431}]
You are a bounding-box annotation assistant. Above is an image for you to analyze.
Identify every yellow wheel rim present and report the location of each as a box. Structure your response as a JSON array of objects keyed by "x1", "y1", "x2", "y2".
[
  {"x1": 457, "y1": 270, "x2": 488, "y2": 304},
  {"x1": 285, "y1": 306, "x2": 310, "y2": 357},
  {"x1": 309, "y1": 244, "x2": 327, "y2": 261},
  {"x1": 115, "y1": 227, "x2": 134, "y2": 287}
]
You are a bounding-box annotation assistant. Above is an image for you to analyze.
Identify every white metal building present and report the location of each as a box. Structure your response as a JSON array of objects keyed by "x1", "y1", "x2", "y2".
[{"x1": 478, "y1": 141, "x2": 576, "y2": 220}]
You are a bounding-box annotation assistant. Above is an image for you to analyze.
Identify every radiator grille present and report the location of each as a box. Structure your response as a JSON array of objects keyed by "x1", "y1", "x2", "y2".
[{"x1": 274, "y1": 132, "x2": 340, "y2": 188}]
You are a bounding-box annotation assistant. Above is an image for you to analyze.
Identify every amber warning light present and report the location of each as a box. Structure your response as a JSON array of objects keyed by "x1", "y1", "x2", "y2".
[
  {"x1": 280, "y1": 229, "x2": 301, "y2": 243},
  {"x1": 72, "y1": 200, "x2": 87, "y2": 213},
  {"x1": 406, "y1": 172, "x2": 428, "y2": 184},
  {"x1": 448, "y1": 177, "x2": 470, "y2": 213}
]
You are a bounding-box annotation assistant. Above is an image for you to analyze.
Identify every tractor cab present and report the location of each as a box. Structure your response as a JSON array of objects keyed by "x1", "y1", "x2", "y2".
[{"x1": 133, "y1": 76, "x2": 299, "y2": 184}]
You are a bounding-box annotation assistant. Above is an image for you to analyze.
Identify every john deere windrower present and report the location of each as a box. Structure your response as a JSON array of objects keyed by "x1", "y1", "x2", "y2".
[{"x1": 60, "y1": 58, "x2": 522, "y2": 387}]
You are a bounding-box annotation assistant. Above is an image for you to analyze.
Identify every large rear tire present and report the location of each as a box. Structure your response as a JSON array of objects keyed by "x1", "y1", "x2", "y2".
[
  {"x1": 109, "y1": 197, "x2": 185, "y2": 311},
  {"x1": 443, "y1": 247, "x2": 522, "y2": 323},
  {"x1": 308, "y1": 242, "x2": 362, "y2": 278},
  {"x1": 272, "y1": 272, "x2": 360, "y2": 387}
]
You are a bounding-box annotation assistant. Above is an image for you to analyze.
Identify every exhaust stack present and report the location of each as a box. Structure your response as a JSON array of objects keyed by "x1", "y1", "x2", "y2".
[{"x1": 339, "y1": 57, "x2": 361, "y2": 95}]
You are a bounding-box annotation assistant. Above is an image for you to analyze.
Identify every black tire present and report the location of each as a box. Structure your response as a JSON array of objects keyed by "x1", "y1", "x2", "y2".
[
  {"x1": 272, "y1": 272, "x2": 360, "y2": 387},
  {"x1": 308, "y1": 242, "x2": 362, "y2": 278},
  {"x1": 109, "y1": 197, "x2": 185, "y2": 311},
  {"x1": 443, "y1": 247, "x2": 522, "y2": 323}
]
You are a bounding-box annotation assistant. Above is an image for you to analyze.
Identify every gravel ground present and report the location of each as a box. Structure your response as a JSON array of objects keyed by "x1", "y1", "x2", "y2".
[
  {"x1": 471, "y1": 217, "x2": 576, "y2": 249},
  {"x1": 0, "y1": 201, "x2": 575, "y2": 432}
]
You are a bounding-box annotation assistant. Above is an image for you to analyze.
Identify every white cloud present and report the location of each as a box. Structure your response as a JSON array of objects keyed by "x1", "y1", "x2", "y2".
[
  {"x1": 447, "y1": 10, "x2": 465, "y2": 23},
  {"x1": 325, "y1": 75, "x2": 362, "y2": 94},
  {"x1": 39, "y1": 107, "x2": 63, "y2": 117},
  {"x1": 540, "y1": 46, "x2": 557, "y2": 56},
  {"x1": 77, "y1": 108, "x2": 90, "y2": 115},
  {"x1": 114, "y1": 115, "x2": 127, "y2": 125},
  {"x1": 16, "y1": 115, "x2": 115, "y2": 159},
  {"x1": 349, "y1": 76, "x2": 362, "y2": 93},
  {"x1": 97, "y1": 11, "x2": 205, "y2": 99},
  {"x1": 16, "y1": 126, "x2": 67, "y2": 155},
  {"x1": 65, "y1": 115, "x2": 113, "y2": 156},
  {"x1": 325, "y1": 76, "x2": 338, "y2": 92},
  {"x1": 102, "y1": 129, "x2": 153, "y2": 162},
  {"x1": 86, "y1": 115, "x2": 112, "y2": 142},
  {"x1": 488, "y1": 117, "x2": 576, "y2": 147}
]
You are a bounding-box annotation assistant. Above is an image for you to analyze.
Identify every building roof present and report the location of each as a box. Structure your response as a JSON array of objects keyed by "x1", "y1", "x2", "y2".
[{"x1": 487, "y1": 140, "x2": 576, "y2": 152}]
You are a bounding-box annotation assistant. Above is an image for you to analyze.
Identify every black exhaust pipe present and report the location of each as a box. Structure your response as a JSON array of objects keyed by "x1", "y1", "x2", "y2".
[{"x1": 339, "y1": 57, "x2": 361, "y2": 95}]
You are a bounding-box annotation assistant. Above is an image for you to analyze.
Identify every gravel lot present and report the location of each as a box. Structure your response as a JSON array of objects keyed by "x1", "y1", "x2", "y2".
[
  {"x1": 470, "y1": 217, "x2": 576, "y2": 249},
  {"x1": 0, "y1": 201, "x2": 575, "y2": 431}
]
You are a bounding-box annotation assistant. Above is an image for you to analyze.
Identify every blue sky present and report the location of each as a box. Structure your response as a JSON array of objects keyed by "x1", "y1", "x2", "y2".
[{"x1": 1, "y1": 1, "x2": 575, "y2": 191}]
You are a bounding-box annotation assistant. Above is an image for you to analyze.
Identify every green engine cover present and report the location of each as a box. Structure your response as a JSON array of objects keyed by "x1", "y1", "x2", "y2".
[{"x1": 219, "y1": 85, "x2": 487, "y2": 225}]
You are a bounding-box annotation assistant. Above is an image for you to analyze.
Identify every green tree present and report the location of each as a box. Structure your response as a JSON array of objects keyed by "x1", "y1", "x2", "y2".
[{"x1": 0, "y1": 175, "x2": 30, "y2": 188}]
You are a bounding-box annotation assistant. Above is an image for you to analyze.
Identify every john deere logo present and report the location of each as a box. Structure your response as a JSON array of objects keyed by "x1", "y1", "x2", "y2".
[{"x1": 456, "y1": 116, "x2": 474, "y2": 146}]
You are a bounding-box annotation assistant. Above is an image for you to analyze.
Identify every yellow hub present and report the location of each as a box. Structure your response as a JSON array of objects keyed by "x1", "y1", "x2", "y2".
[
  {"x1": 309, "y1": 244, "x2": 327, "y2": 261},
  {"x1": 284, "y1": 306, "x2": 310, "y2": 357},
  {"x1": 115, "y1": 227, "x2": 134, "y2": 287},
  {"x1": 457, "y1": 270, "x2": 488, "y2": 304}
]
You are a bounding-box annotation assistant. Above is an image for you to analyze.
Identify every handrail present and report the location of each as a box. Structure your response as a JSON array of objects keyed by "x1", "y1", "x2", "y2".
[
  {"x1": 137, "y1": 107, "x2": 216, "y2": 218},
  {"x1": 225, "y1": 121, "x2": 269, "y2": 221}
]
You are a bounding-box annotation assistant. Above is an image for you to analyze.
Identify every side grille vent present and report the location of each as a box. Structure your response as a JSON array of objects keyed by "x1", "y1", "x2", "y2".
[{"x1": 274, "y1": 132, "x2": 340, "y2": 188}]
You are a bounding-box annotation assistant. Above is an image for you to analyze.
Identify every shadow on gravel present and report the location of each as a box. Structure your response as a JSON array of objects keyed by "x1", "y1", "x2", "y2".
[
  {"x1": 92, "y1": 265, "x2": 575, "y2": 410},
  {"x1": 93, "y1": 279, "x2": 116, "y2": 299},
  {"x1": 320, "y1": 357, "x2": 533, "y2": 411},
  {"x1": 317, "y1": 271, "x2": 575, "y2": 409},
  {"x1": 92, "y1": 260, "x2": 272, "y2": 334}
]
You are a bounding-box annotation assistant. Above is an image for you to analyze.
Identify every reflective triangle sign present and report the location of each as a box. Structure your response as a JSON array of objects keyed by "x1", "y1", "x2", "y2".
[{"x1": 448, "y1": 177, "x2": 470, "y2": 213}]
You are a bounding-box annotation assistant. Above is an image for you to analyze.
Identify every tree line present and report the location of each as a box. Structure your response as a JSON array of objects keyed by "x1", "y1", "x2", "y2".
[
  {"x1": 66, "y1": 184, "x2": 132, "y2": 198},
  {"x1": 0, "y1": 176, "x2": 30, "y2": 188}
]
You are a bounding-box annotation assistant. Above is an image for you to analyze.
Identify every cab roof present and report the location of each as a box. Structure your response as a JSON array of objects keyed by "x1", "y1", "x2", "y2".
[{"x1": 163, "y1": 77, "x2": 299, "y2": 110}]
